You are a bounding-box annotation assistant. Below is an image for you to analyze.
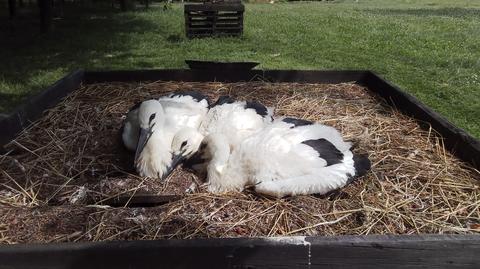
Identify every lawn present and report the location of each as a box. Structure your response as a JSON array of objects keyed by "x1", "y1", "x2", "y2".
[{"x1": 1, "y1": 0, "x2": 479, "y2": 138}]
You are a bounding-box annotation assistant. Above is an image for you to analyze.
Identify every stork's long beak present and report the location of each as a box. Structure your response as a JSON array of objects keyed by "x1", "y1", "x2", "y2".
[
  {"x1": 134, "y1": 127, "x2": 152, "y2": 164},
  {"x1": 160, "y1": 150, "x2": 186, "y2": 180}
]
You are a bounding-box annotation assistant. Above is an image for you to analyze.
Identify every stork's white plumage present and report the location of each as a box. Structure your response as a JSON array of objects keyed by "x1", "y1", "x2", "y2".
[
  {"x1": 122, "y1": 92, "x2": 209, "y2": 152},
  {"x1": 122, "y1": 91, "x2": 209, "y2": 178},
  {"x1": 173, "y1": 96, "x2": 274, "y2": 176},
  {"x1": 200, "y1": 96, "x2": 274, "y2": 147},
  {"x1": 121, "y1": 102, "x2": 141, "y2": 152},
  {"x1": 198, "y1": 117, "x2": 371, "y2": 197},
  {"x1": 159, "y1": 92, "x2": 210, "y2": 135}
]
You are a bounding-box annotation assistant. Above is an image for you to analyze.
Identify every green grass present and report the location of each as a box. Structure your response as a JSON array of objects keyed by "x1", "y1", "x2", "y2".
[{"x1": 1, "y1": 0, "x2": 479, "y2": 138}]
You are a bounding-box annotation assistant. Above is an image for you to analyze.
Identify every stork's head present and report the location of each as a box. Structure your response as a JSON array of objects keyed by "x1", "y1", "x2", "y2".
[
  {"x1": 134, "y1": 100, "x2": 170, "y2": 178},
  {"x1": 161, "y1": 127, "x2": 205, "y2": 178},
  {"x1": 137, "y1": 100, "x2": 164, "y2": 130}
]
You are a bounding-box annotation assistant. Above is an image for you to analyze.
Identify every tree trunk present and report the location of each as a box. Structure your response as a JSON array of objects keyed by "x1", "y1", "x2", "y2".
[
  {"x1": 119, "y1": 0, "x2": 126, "y2": 11},
  {"x1": 8, "y1": 0, "x2": 17, "y2": 18},
  {"x1": 38, "y1": 0, "x2": 52, "y2": 33},
  {"x1": 119, "y1": 0, "x2": 135, "y2": 11}
]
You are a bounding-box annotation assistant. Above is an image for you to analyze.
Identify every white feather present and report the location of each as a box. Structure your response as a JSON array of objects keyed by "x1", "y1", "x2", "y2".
[
  {"x1": 122, "y1": 109, "x2": 139, "y2": 151},
  {"x1": 200, "y1": 101, "x2": 273, "y2": 148},
  {"x1": 205, "y1": 120, "x2": 358, "y2": 197},
  {"x1": 125, "y1": 94, "x2": 209, "y2": 178}
]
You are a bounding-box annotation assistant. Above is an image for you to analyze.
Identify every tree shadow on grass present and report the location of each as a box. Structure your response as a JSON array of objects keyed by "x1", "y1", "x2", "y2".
[
  {"x1": 0, "y1": 93, "x2": 22, "y2": 115},
  {"x1": 0, "y1": 2, "x2": 167, "y2": 113},
  {"x1": 365, "y1": 7, "x2": 480, "y2": 19}
]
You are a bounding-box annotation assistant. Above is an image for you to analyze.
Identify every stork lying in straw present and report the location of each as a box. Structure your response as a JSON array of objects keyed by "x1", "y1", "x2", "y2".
[
  {"x1": 179, "y1": 117, "x2": 371, "y2": 197},
  {"x1": 177, "y1": 95, "x2": 274, "y2": 176},
  {"x1": 121, "y1": 91, "x2": 209, "y2": 179}
]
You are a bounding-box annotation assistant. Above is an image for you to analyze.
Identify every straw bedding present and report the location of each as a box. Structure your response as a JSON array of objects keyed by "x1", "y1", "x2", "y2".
[{"x1": 0, "y1": 81, "x2": 479, "y2": 244}]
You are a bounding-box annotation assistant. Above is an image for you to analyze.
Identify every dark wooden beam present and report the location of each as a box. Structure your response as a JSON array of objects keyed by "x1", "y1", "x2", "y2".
[
  {"x1": 0, "y1": 235, "x2": 478, "y2": 268},
  {"x1": 95, "y1": 194, "x2": 181, "y2": 207},
  {"x1": 38, "y1": 0, "x2": 52, "y2": 33}
]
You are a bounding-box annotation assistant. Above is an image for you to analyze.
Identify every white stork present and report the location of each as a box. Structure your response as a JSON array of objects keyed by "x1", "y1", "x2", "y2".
[
  {"x1": 170, "y1": 95, "x2": 274, "y2": 177},
  {"x1": 194, "y1": 117, "x2": 371, "y2": 197},
  {"x1": 121, "y1": 91, "x2": 210, "y2": 179}
]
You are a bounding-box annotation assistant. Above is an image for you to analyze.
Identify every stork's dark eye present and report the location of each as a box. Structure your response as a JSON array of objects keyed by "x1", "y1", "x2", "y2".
[
  {"x1": 199, "y1": 142, "x2": 207, "y2": 151},
  {"x1": 149, "y1": 113, "x2": 156, "y2": 124},
  {"x1": 181, "y1": 141, "x2": 187, "y2": 148}
]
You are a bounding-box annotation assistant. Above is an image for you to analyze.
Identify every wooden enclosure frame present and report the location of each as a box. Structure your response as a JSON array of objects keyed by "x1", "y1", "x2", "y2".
[{"x1": 0, "y1": 68, "x2": 479, "y2": 268}]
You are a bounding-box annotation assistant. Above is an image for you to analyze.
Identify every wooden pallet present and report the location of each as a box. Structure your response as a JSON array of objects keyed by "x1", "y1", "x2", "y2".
[{"x1": 185, "y1": 3, "x2": 245, "y2": 38}]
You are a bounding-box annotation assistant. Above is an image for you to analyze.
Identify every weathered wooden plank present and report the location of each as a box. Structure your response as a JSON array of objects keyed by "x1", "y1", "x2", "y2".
[
  {"x1": 184, "y1": 3, "x2": 245, "y2": 12},
  {"x1": 84, "y1": 69, "x2": 265, "y2": 83},
  {"x1": 360, "y1": 71, "x2": 480, "y2": 170},
  {"x1": 0, "y1": 235, "x2": 478, "y2": 268},
  {"x1": 308, "y1": 234, "x2": 480, "y2": 268},
  {"x1": 0, "y1": 70, "x2": 84, "y2": 150},
  {"x1": 97, "y1": 194, "x2": 181, "y2": 207},
  {"x1": 188, "y1": 25, "x2": 242, "y2": 30},
  {"x1": 262, "y1": 70, "x2": 369, "y2": 84},
  {"x1": 84, "y1": 70, "x2": 369, "y2": 85},
  {"x1": 189, "y1": 17, "x2": 242, "y2": 23}
]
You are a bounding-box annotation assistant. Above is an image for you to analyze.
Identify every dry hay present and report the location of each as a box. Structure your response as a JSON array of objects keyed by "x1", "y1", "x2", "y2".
[{"x1": 0, "y1": 81, "x2": 479, "y2": 244}]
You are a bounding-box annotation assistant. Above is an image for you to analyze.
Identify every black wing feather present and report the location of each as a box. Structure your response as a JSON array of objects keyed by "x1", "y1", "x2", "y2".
[
  {"x1": 302, "y1": 139, "x2": 343, "y2": 166},
  {"x1": 170, "y1": 91, "x2": 210, "y2": 105},
  {"x1": 245, "y1": 100, "x2": 268, "y2": 117},
  {"x1": 282, "y1": 117, "x2": 313, "y2": 128}
]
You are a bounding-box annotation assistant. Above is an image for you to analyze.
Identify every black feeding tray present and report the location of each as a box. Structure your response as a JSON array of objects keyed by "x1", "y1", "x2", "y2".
[{"x1": 0, "y1": 64, "x2": 479, "y2": 268}]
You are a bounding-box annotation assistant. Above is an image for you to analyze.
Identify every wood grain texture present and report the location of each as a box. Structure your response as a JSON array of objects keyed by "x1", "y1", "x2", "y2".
[
  {"x1": 97, "y1": 194, "x2": 182, "y2": 207},
  {"x1": 308, "y1": 234, "x2": 480, "y2": 268},
  {"x1": 0, "y1": 235, "x2": 478, "y2": 268}
]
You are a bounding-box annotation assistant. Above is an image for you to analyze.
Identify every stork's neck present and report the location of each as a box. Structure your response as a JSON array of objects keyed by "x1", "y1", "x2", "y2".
[
  {"x1": 206, "y1": 133, "x2": 246, "y2": 192},
  {"x1": 208, "y1": 133, "x2": 230, "y2": 172}
]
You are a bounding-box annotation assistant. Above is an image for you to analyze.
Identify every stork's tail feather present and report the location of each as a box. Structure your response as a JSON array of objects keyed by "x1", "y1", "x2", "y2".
[{"x1": 353, "y1": 154, "x2": 371, "y2": 177}]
